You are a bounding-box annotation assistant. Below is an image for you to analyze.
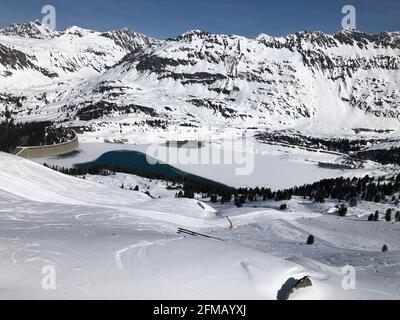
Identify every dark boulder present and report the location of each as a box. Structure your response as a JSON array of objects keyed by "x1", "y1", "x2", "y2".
[{"x1": 277, "y1": 276, "x2": 313, "y2": 300}]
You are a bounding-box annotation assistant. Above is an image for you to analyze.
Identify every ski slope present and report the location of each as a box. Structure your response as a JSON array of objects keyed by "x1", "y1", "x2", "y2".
[{"x1": 1, "y1": 152, "x2": 400, "y2": 299}]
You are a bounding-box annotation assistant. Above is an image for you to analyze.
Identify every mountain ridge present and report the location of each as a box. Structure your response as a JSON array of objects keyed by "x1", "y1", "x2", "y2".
[{"x1": 0, "y1": 21, "x2": 399, "y2": 143}]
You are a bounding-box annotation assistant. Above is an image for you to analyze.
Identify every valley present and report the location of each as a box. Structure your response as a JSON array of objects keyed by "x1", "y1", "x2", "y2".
[{"x1": 1, "y1": 20, "x2": 400, "y2": 300}]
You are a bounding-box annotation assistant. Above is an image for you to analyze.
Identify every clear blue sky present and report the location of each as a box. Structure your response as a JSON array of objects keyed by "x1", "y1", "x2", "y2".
[{"x1": 0, "y1": 0, "x2": 399, "y2": 39}]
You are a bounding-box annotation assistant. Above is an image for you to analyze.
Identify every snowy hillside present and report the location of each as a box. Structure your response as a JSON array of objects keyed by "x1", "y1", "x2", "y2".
[
  {"x1": 0, "y1": 22, "x2": 399, "y2": 142},
  {"x1": 1, "y1": 152, "x2": 400, "y2": 299}
]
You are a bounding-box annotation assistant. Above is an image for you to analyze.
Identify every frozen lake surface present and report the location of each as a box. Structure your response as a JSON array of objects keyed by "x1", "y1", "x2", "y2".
[{"x1": 35, "y1": 139, "x2": 386, "y2": 190}]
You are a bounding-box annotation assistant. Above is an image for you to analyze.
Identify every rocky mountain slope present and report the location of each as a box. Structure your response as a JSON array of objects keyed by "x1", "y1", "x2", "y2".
[{"x1": 0, "y1": 22, "x2": 399, "y2": 142}]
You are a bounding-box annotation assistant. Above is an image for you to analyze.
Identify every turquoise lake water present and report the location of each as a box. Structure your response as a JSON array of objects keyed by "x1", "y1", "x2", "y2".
[{"x1": 75, "y1": 150, "x2": 186, "y2": 178}]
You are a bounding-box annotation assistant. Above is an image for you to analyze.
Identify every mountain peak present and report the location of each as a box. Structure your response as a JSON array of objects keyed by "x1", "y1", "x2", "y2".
[
  {"x1": 100, "y1": 28, "x2": 159, "y2": 52},
  {"x1": 0, "y1": 20, "x2": 61, "y2": 39},
  {"x1": 333, "y1": 29, "x2": 400, "y2": 48},
  {"x1": 64, "y1": 25, "x2": 95, "y2": 37},
  {"x1": 171, "y1": 29, "x2": 213, "y2": 42}
]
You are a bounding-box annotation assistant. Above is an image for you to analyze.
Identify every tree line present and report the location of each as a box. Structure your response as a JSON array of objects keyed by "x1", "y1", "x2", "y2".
[
  {"x1": 0, "y1": 115, "x2": 73, "y2": 153},
  {"x1": 43, "y1": 163, "x2": 236, "y2": 198},
  {"x1": 256, "y1": 132, "x2": 373, "y2": 153},
  {"x1": 44, "y1": 161, "x2": 400, "y2": 210},
  {"x1": 236, "y1": 174, "x2": 400, "y2": 206}
]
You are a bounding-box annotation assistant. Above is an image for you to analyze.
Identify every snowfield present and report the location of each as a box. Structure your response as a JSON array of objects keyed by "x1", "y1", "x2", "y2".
[{"x1": 1, "y1": 152, "x2": 400, "y2": 299}]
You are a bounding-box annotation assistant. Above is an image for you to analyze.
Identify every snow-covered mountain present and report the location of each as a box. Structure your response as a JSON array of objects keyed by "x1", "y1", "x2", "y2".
[
  {"x1": 0, "y1": 21, "x2": 158, "y2": 84},
  {"x1": 0, "y1": 22, "x2": 399, "y2": 142}
]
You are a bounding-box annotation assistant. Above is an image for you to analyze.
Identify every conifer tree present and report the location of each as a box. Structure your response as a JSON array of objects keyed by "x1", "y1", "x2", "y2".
[{"x1": 385, "y1": 209, "x2": 392, "y2": 222}]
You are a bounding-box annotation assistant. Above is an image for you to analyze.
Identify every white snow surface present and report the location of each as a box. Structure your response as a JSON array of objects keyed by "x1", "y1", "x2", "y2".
[{"x1": 1, "y1": 152, "x2": 400, "y2": 299}]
